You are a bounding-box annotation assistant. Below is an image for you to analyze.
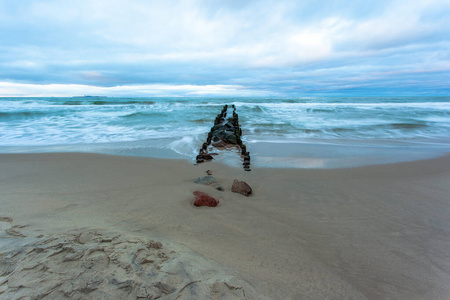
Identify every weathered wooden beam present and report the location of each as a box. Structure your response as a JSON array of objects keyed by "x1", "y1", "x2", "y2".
[{"x1": 196, "y1": 105, "x2": 251, "y2": 171}]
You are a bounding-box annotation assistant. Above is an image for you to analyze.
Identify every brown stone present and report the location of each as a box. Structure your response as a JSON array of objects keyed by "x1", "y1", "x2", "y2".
[
  {"x1": 193, "y1": 191, "x2": 219, "y2": 207},
  {"x1": 202, "y1": 154, "x2": 214, "y2": 160},
  {"x1": 211, "y1": 140, "x2": 228, "y2": 148},
  {"x1": 196, "y1": 153, "x2": 214, "y2": 163},
  {"x1": 231, "y1": 180, "x2": 252, "y2": 196}
]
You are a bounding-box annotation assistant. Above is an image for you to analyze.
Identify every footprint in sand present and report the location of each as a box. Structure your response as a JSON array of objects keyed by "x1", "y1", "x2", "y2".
[
  {"x1": 0, "y1": 228, "x2": 259, "y2": 299},
  {"x1": 82, "y1": 249, "x2": 111, "y2": 271},
  {"x1": 0, "y1": 217, "x2": 27, "y2": 237},
  {"x1": 0, "y1": 217, "x2": 13, "y2": 230},
  {"x1": 211, "y1": 282, "x2": 247, "y2": 299}
]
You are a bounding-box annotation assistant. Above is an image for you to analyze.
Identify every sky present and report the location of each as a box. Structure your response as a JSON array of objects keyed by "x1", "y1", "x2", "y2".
[{"x1": 0, "y1": 0, "x2": 449, "y2": 97}]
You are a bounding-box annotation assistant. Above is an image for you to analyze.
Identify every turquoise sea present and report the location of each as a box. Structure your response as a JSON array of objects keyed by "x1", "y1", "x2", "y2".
[{"x1": 1, "y1": 96, "x2": 449, "y2": 168}]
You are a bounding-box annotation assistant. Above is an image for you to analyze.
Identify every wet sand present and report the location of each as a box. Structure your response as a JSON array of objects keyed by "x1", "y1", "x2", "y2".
[{"x1": 1, "y1": 153, "x2": 449, "y2": 299}]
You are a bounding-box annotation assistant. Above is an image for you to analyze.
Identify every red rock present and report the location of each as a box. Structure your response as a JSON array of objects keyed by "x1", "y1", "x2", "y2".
[
  {"x1": 193, "y1": 191, "x2": 219, "y2": 207},
  {"x1": 231, "y1": 180, "x2": 252, "y2": 196}
]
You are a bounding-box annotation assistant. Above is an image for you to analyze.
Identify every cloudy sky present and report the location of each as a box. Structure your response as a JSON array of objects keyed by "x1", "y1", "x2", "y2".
[{"x1": 1, "y1": 0, "x2": 449, "y2": 97}]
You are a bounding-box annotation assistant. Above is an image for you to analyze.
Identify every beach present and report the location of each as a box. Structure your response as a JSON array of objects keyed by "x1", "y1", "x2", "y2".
[
  {"x1": 1, "y1": 152, "x2": 449, "y2": 299},
  {"x1": 2, "y1": 0, "x2": 450, "y2": 297}
]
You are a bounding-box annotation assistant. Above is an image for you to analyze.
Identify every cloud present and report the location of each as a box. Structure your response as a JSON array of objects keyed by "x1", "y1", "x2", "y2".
[
  {"x1": 0, "y1": 82, "x2": 277, "y2": 97},
  {"x1": 0, "y1": 0, "x2": 449, "y2": 96}
]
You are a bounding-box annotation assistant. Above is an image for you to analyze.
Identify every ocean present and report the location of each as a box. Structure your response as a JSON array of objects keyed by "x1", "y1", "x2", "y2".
[{"x1": 1, "y1": 96, "x2": 449, "y2": 168}]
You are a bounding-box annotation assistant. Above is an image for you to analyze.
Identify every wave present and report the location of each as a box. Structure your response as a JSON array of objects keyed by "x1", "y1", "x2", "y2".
[
  {"x1": 190, "y1": 118, "x2": 211, "y2": 124},
  {"x1": 306, "y1": 108, "x2": 335, "y2": 113},
  {"x1": 232, "y1": 101, "x2": 450, "y2": 111},
  {"x1": 91, "y1": 100, "x2": 155, "y2": 105},
  {"x1": 281, "y1": 99, "x2": 298, "y2": 103},
  {"x1": 249, "y1": 105, "x2": 264, "y2": 113},
  {"x1": 388, "y1": 123, "x2": 429, "y2": 130},
  {"x1": 320, "y1": 122, "x2": 430, "y2": 133},
  {"x1": 1, "y1": 97, "x2": 449, "y2": 149},
  {"x1": 0, "y1": 111, "x2": 50, "y2": 119},
  {"x1": 63, "y1": 100, "x2": 83, "y2": 105},
  {"x1": 246, "y1": 121, "x2": 433, "y2": 137},
  {"x1": 59, "y1": 98, "x2": 156, "y2": 106},
  {"x1": 121, "y1": 112, "x2": 167, "y2": 118}
]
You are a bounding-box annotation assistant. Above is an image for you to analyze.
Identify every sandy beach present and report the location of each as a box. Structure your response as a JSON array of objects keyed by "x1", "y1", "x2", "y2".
[{"x1": 1, "y1": 152, "x2": 449, "y2": 299}]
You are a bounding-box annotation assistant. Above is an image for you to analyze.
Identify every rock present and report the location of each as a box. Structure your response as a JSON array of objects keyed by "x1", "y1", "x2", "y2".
[
  {"x1": 211, "y1": 124, "x2": 228, "y2": 132},
  {"x1": 224, "y1": 133, "x2": 237, "y2": 144},
  {"x1": 194, "y1": 175, "x2": 224, "y2": 191},
  {"x1": 194, "y1": 175, "x2": 217, "y2": 185},
  {"x1": 231, "y1": 180, "x2": 252, "y2": 196},
  {"x1": 210, "y1": 123, "x2": 239, "y2": 145},
  {"x1": 206, "y1": 170, "x2": 212, "y2": 175},
  {"x1": 196, "y1": 153, "x2": 214, "y2": 163},
  {"x1": 193, "y1": 191, "x2": 219, "y2": 207},
  {"x1": 195, "y1": 105, "x2": 251, "y2": 170},
  {"x1": 211, "y1": 140, "x2": 228, "y2": 148},
  {"x1": 202, "y1": 154, "x2": 214, "y2": 160}
]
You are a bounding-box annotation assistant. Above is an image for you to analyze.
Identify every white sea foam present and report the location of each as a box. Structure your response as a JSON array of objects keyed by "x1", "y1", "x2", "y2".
[{"x1": 166, "y1": 135, "x2": 201, "y2": 157}]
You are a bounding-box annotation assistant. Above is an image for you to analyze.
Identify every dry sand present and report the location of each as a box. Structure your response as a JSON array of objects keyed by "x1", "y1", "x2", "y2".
[{"x1": 0, "y1": 152, "x2": 449, "y2": 299}]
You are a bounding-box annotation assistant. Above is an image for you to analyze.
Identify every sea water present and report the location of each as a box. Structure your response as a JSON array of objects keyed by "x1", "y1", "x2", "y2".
[{"x1": 1, "y1": 96, "x2": 449, "y2": 168}]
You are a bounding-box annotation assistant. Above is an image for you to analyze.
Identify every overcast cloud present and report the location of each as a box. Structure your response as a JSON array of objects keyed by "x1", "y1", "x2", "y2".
[{"x1": 0, "y1": 0, "x2": 449, "y2": 96}]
